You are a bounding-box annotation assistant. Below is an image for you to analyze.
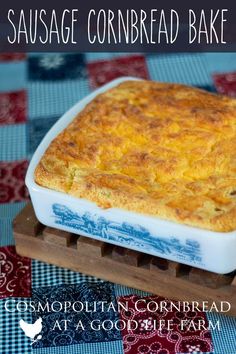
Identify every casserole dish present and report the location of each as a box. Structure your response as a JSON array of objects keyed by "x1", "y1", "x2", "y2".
[{"x1": 26, "y1": 77, "x2": 236, "y2": 274}]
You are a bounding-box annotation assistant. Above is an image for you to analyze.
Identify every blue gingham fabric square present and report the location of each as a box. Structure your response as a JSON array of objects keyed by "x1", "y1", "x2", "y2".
[
  {"x1": 0, "y1": 219, "x2": 15, "y2": 246},
  {"x1": 32, "y1": 260, "x2": 103, "y2": 289},
  {"x1": 28, "y1": 54, "x2": 87, "y2": 81},
  {"x1": 85, "y1": 52, "x2": 134, "y2": 62},
  {"x1": 146, "y1": 53, "x2": 212, "y2": 87},
  {"x1": 0, "y1": 298, "x2": 32, "y2": 354},
  {"x1": 204, "y1": 53, "x2": 236, "y2": 76},
  {"x1": 33, "y1": 340, "x2": 124, "y2": 354},
  {"x1": 27, "y1": 79, "x2": 90, "y2": 119},
  {"x1": 207, "y1": 312, "x2": 236, "y2": 354},
  {"x1": 0, "y1": 124, "x2": 27, "y2": 161},
  {"x1": 0, "y1": 61, "x2": 27, "y2": 93},
  {"x1": 0, "y1": 201, "x2": 26, "y2": 219},
  {"x1": 27, "y1": 116, "x2": 59, "y2": 155},
  {"x1": 0, "y1": 201, "x2": 26, "y2": 245},
  {"x1": 114, "y1": 283, "x2": 150, "y2": 297},
  {"x1": 32, "y1": 282, "x2": 121, "y2": 349}
]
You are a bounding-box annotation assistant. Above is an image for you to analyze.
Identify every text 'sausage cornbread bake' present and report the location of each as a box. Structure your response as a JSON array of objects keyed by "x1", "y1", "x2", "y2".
[{"x1": 34, "y1": 80, "x2": 236, "y2": 232}]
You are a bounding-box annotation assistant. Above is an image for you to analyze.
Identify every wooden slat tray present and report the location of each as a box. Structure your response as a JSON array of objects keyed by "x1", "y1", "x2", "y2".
[{"x1": 14, "y1": 203, "x2": 236, "y2": 316}]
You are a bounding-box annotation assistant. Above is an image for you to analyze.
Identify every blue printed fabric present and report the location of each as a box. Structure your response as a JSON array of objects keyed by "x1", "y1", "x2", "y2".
[
  {"x1": 32, "y1": 283, "x2": 121, "y2": 349},
  {"x1": 28, "y1": 53, "x2": 87, "y2": 80}
]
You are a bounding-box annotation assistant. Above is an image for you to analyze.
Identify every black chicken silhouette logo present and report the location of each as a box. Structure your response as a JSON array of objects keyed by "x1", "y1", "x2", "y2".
[{"x1": 19, "y1": 317, "x2": 43, "y2": 345}]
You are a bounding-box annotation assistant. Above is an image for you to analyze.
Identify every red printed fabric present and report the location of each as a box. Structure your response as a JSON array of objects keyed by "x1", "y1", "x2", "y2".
[
  {"x1": 0, "y1": 160, "x2": 29, "y2": 203},
  {"x1": 213, "y1": 72, "x2": 236, "y2": 97},
  {"x1": 118, "y1": 295, "x2": 213, "y2": 354},
  {"x1": 87, "y1": 54, "x2": 149, "y2": 89},
  {"x1": 0, "y1": 246, "x2": 31, "y2": 298},
  {"x1": 0, "y1": 53, "x2": 26, "y2": 62},
  {"x1": 0, "y1": 90, "x2": 27, "y2": 125}
]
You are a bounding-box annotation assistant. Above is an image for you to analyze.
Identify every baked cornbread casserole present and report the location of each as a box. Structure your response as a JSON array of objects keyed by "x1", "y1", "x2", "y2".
[{"x1": 35, "y1": 80, "x2": 236, "y2": 232}]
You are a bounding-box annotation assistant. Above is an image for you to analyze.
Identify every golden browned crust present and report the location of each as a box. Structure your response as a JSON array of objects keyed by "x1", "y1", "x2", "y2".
[{"x1": 35, "y1": 81, "x2": 236, "y2": 232}]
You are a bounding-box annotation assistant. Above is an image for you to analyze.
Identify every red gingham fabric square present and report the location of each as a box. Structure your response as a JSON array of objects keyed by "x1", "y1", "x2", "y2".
[
  {"x1": 0, "y1": 246, "x2": 31, "y2": 298},
  {"x1": 0, "y1": 53, "x2": 26, "y2": 62},
  {"x1": 118, "y1": 295, "x2": 213, "y2": 354},
  {"x1": 213, "y1": 72, "x2": 236, "y2": 97},
  {"x1": 0, "y1": 160, "x2": 29, "y2": 203},
  {"x1": 87, "y1": 54, "x2": 149, "y2": 89},
  {"x1": 0, "y1": 90, "x2": 27, "y2": 125}
]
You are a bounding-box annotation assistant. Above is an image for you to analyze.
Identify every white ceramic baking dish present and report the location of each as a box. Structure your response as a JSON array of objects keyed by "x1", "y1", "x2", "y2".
[{"x1": 25, "y1": 77, "x2": 236, "y2": 274}]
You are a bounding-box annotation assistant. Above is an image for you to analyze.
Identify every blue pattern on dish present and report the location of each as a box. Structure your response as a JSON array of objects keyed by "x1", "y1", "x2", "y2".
[{"x1": 52, "y1": 204, "x2": 202, "y2": 264}]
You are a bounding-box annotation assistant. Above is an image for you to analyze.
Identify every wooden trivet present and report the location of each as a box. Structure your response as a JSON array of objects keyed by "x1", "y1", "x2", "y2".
[{"x1": 14, "y1": 203, "x2": 236, "y2": 316}]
